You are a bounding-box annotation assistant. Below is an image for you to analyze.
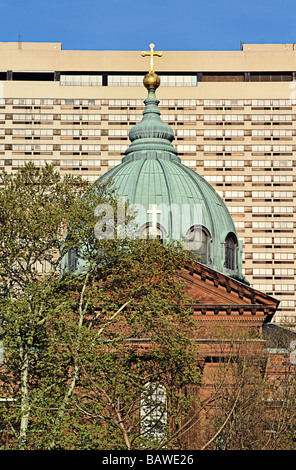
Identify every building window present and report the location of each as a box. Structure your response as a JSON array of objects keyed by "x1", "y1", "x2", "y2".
[
  {"x1": 204, "y1": 99, "x2": 223, "y2": 106},
  {"x1": 253, "y1": 237, "x2": 272, "y2": 244},
  {"x1": 274, "y1": 237, "x2": 293, "y2": 244},
  {"x1": 204, "y1": 114, "x2": 223, "y2": 121},
  {"x1": 182, "y1": 160, "x2": 196, "y2": 167},
  {"x1": 204, "y1": 160, "x2": 223, "y2": 167},
  {"x1": 176, "y1": 99, "x2": 196, "y2": 106},
  {"x1": 224, "y1": 158, "x2": 244, "y2": 165},
  {"x1": 12, "y1": 144, "x2": 32, "y2": 152},
  {"x1": 225, "y1": 114, "x2": 244, "y2": 122},
  {"x1": 185, "y1": 226, "x2": 211, "y2": 264},
  {"x1": 81, "y1": 114, "x2": 101, "y2": 121},
  {"x1": 274, "y1": 221, "x2": 293, "y2": 228},
  {"x1": 139, "y1": 223, "x2": 166, "y2": 241},
  {"x1": 273, "y1": 206, "x2": 293, "y2": 214},
  {"x1": 34, "y1": 129, "x2": 53, "y2": 136},
  {"x1": 204, "y1": 129, "x2": 223, "y2": 137},
  {"x1": 159, "y1": 75, "x2": 197, "y2": 87},
  {"x1": 140, "y1": 383, "x2": 167, "y2": 445},
  {"x1": 108, "y1": 75, "x2": 143, "y2": 87},
  {"x1": 177, "y1": 114, "x2": 196, "y2": 121},
  {"x1": 252, "y1": 221, "x2": 272, "y2": 229},
  {"x1": 177, "y1": 145, "x2": 196, "y2": 152},
  {"x1": 225, "y1": 99, "x2": 244, "y2": 106},
  {"x1": 273, "y1": 175, "x2": 293, "y2": 182},
  {"x1": 81, "y1": 160, "x2": 101, "y2": 167},
  {"x1": 81, "y1": 144, "x2": 101, "y2": 152},
  {"x1": 129, "y1": 99, "x2": 145, "y2": 106},
  {"x1": 61, "y1": 129, "x2": 80, "y2": 136},
  {"x1": 252, "y1": 147, "x2": 272, "y2": 154},
  {"x1": 253, "y1": 252, "x2": 273, "y2": 260},
  {"x1": 61, "y1": 145, "x2": 80, "y2": 152},
  {"x1": 33, "y1": 144, "x2": 53, "y2": 152},
  {"x1": 252, "y1": 175, "x2": 272, "y2": 183},
  {"x1": 252, "y1": 129, "x2": 271, "y2": 137},
  {"x1": 13, "y1": 114, "x2": 32, "y2": 120},
  {"x1": 67, "y1": 248, "x2": 77, "y2": 270},
  {"x1": 251, "y1": 115, "x2": 271, "y2": 121},
  {"x1": 61, "y1": 160, "x2": 80, "y2": 166},
  {"x1": 35, "y1": 99, "x2": 54, "y2": 106},
  {"x1": 253, "y1": 268, "x2": 273, "y2": 276},
  {"x1": 204, "y1": 175, "x2": 224, "y2": 183},
  {"x1": 273, "y1": 129, "x2": 292, "y2": 137},
  {"x1": 108, "y1": 145, "x2": 127, "y2": 152},
  {"x1": 61, "y1": 99, "x2": 80, "y2": 105},
  {"x1": 108, "y1": 99, "x2": 128, "y2": 106},
  {"x1": 225, "y1": 234, "x2": 238, "y2": 270},
  {"x1": 274, "y1": 269, "x2": 294, "y2": 276},
  {"x1": 108, "y1": 160, "x2": 121, "y2": 167},
  {"x1": 273, "y1": 160, "x2": 292, "y2": 167},
  {"x1": 252, "y1": 207, "x2": 272, "y2": 213},
  {"x1": 272, "y1": 115, "x2": 292, "y2": 122},
  {"x1": 81, "y1": 129, "x2": 101, "y2": 136},
  {"x1": 109, "y1": 114, "x2": 128, "y2": 121},
  {"x1": 225, "y1": 129, "x2": 244, "y2": 136},
  {"x1": 61, "y1": 114, "x2": 80, "y2": 121},
  {"x1": 274, "y1": 253, "x2": 294, "y2": 260},
  {"x1": 225, "y1": 191, "x2": 245, "y2": 198},
  {"x1": 204, "y1": 145, "x2": 223, "y2": 152},
  {"x1": 253, "y1": 284, "x2": 273, "y2": 292},
  {"x1": 108, "y1": 129, "x2": 128, "y2": 136},
  {"x1": 12, "y1": 129, "x2": 32, "y2": 136},
  {"x1": 60, "y1": 75, "x2": 103, "y2": 86},
  {"x1": 228, "y1": 206, "x2": 245, "y2": 213},
  {"x1": 251, "y1": 99, "x2": 271, "y2": 106},
  {"x1": 252, "y1": 191, "x2": 272, "y2": 198},
  {"x1": 225, "y1": 175, "x2": 244, "y2": 182},
  {"x1": 33, "y1": 114, "x2": 53, "y2": 121}
]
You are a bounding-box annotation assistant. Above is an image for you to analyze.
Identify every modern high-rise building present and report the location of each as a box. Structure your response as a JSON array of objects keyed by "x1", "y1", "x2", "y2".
[{"x1": 0, "y1": 41, "x2": 295, "y2": 325}]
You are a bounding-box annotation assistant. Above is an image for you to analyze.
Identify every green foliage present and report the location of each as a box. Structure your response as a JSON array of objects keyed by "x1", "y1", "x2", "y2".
[
  {"x1": 0, "y1": 163, "x2": 200, "y2": 450},
  {"x1": 23, "y1": 239, "x2": 201, "y2": 450}
]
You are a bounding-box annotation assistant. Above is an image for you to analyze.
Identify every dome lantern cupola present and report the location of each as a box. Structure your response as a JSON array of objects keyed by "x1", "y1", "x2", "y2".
[{"x1": 126, "y1": 44, "x2": 176, "y2": 158}]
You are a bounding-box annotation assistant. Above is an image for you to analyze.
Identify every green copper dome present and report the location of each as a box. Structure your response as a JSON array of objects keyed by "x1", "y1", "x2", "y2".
[
  {"x1": 65, "y1": 72, "x2": 247, "y2": 284},
  {"x1": 94, "y1": 85, "x2": 246, "y2": 282}
]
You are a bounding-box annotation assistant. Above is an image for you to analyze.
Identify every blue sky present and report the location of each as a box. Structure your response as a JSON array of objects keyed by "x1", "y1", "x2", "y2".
[{"x1": 0, "y1": 0, "x2": 295, "y2": 51}]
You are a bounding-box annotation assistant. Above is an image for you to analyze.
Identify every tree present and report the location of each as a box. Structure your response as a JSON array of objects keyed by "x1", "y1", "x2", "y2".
[
  {"x1": 0, "y1": 163, "x2": 202, "y2": 450},
  {"x1": 0, "y1": 163, "x2": 120, "y2": 449},
  {"x1": 17, "y1": 239, "x2": 201, "y2": 450}
]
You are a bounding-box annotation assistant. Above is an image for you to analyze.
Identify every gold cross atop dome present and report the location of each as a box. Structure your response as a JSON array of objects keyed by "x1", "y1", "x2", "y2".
[
  {"x1": 141, "y1": 43, "x2": 162, "y2": 73},
  {"x1": 141, "y1": 43, "x2": 162, "y2": 90}
]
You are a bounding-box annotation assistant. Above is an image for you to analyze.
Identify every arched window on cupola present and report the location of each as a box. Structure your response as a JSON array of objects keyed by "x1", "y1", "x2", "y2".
[
  {"x1": 139, "y1": 223, "x2": 167, "y2": 241},
  {"x1": 225, "y1": 233, "x2": 238, "y2": 271},
  {"x1": 186, "y1": 226, "x2": 211, "y2": 264}
]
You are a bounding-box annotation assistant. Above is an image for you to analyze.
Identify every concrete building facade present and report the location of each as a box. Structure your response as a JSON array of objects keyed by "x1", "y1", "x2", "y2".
[{"x1": 0, "y1": 41, "x2": 295, "y2": 325}]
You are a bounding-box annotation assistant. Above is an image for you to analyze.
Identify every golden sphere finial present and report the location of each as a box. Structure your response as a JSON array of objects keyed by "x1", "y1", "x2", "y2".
[{"x1": 143, "y1": 71, "x2": 160, "y2": 90}]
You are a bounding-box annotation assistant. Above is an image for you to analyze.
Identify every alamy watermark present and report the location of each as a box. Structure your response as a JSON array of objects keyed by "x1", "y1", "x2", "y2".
[{"x1": 94, "y1": 196, "x2": 203, "y2": 251}]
